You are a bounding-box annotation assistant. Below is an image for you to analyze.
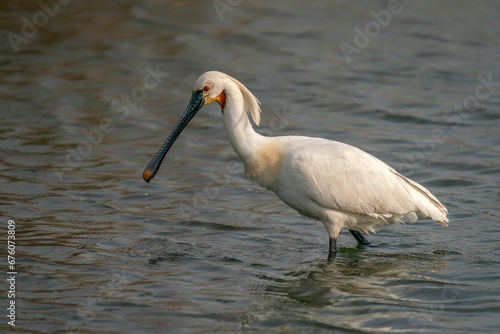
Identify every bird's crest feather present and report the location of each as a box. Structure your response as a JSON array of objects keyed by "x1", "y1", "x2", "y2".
[{"x1": 229, "y1": 76, "x2": 262, "y2": 126}]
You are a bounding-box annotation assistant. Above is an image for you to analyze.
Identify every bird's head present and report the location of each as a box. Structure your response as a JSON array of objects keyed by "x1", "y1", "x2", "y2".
[
  {"x1": 142, "y1": 71, "x2": 261, "y2": 183},
  {"x1": 194, "y1": 71, "x2": 228, "y2": 110}
]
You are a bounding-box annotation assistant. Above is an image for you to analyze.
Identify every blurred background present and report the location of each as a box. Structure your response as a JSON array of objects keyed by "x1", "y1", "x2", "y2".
[{"x1": 1, "y1": 0, "x2": 499, "y2": 332}]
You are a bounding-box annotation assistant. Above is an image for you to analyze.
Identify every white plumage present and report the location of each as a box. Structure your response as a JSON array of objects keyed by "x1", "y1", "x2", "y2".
[{"x1": 144, "y1": 71, "x2": 449, "y2": 261}]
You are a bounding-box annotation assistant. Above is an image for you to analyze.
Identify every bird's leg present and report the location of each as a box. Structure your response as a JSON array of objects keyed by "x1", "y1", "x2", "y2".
[
  {"x1": 328, "y1": 236, "x2": 337, "y2": 262},
  {"x1": 349, "y1": 229, "x2": 371, "y2": 246}
]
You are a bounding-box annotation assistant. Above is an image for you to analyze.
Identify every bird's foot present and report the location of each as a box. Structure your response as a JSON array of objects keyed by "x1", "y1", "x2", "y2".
[
  {"x1": 349, "y1": 229, "x2": 371, "y2": 246},
  {"x1": 328, "y1": 236, "x2": 337, "y2": 262}
]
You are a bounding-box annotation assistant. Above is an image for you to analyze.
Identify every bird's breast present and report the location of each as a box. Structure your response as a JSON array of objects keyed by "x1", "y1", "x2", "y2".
[{"x1": 244, "y1": 141, "x2": 284, "y2": 191}]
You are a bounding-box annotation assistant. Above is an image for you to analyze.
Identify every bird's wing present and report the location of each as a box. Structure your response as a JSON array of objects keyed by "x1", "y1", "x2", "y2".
[{"x1": 284, "y1": 138, "x2": 447, "y2": 221}]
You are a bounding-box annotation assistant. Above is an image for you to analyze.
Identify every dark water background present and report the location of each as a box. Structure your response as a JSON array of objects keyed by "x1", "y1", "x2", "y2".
[{"x1": 1, "y1": 0, "x2": 500, "y2": 333}]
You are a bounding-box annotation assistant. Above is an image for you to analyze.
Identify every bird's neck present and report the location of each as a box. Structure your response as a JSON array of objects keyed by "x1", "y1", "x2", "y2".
[
  {"x1": 221, "y1": 83, "x2": 284, "y2": 190},
  {"x1": 221, "y1": 85, "x2": 267, "y2": 164}
]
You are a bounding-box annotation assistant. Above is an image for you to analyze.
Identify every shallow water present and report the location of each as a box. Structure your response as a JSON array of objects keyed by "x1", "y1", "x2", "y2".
[{"x1": 1, "y1": 0, "x2": 500, "y2": 333}]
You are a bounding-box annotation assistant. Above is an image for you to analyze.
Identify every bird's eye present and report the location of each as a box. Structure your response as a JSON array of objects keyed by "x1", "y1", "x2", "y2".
[{"x1": 203, "y1": 86, "x2": 210, "y2": 92}]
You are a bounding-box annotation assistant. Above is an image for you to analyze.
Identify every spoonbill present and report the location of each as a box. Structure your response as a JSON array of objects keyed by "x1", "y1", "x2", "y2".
[{"x1": 143, "y1": 71, "x2": 449, "y2": 261}]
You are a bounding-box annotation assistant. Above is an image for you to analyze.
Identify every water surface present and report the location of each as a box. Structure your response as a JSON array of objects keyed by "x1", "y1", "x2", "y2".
[{"x1": 1, "y1": 0, "x2": 500, "y2": 333}]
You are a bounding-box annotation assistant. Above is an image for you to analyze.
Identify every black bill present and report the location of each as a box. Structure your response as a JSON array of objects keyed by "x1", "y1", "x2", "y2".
[{"x1": 143, "y1": 90, "x2": 204, "y2": 182}]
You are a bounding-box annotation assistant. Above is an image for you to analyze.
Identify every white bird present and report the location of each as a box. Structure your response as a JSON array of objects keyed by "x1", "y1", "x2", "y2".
[{"x1": 143, "y1": 71, "x2": 449, "y2": 261}]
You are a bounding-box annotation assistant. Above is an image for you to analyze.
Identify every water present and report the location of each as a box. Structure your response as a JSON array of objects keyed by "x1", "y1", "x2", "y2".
[{"x1": 1, "y1": 0, "x2": 500, "y2": 332}]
